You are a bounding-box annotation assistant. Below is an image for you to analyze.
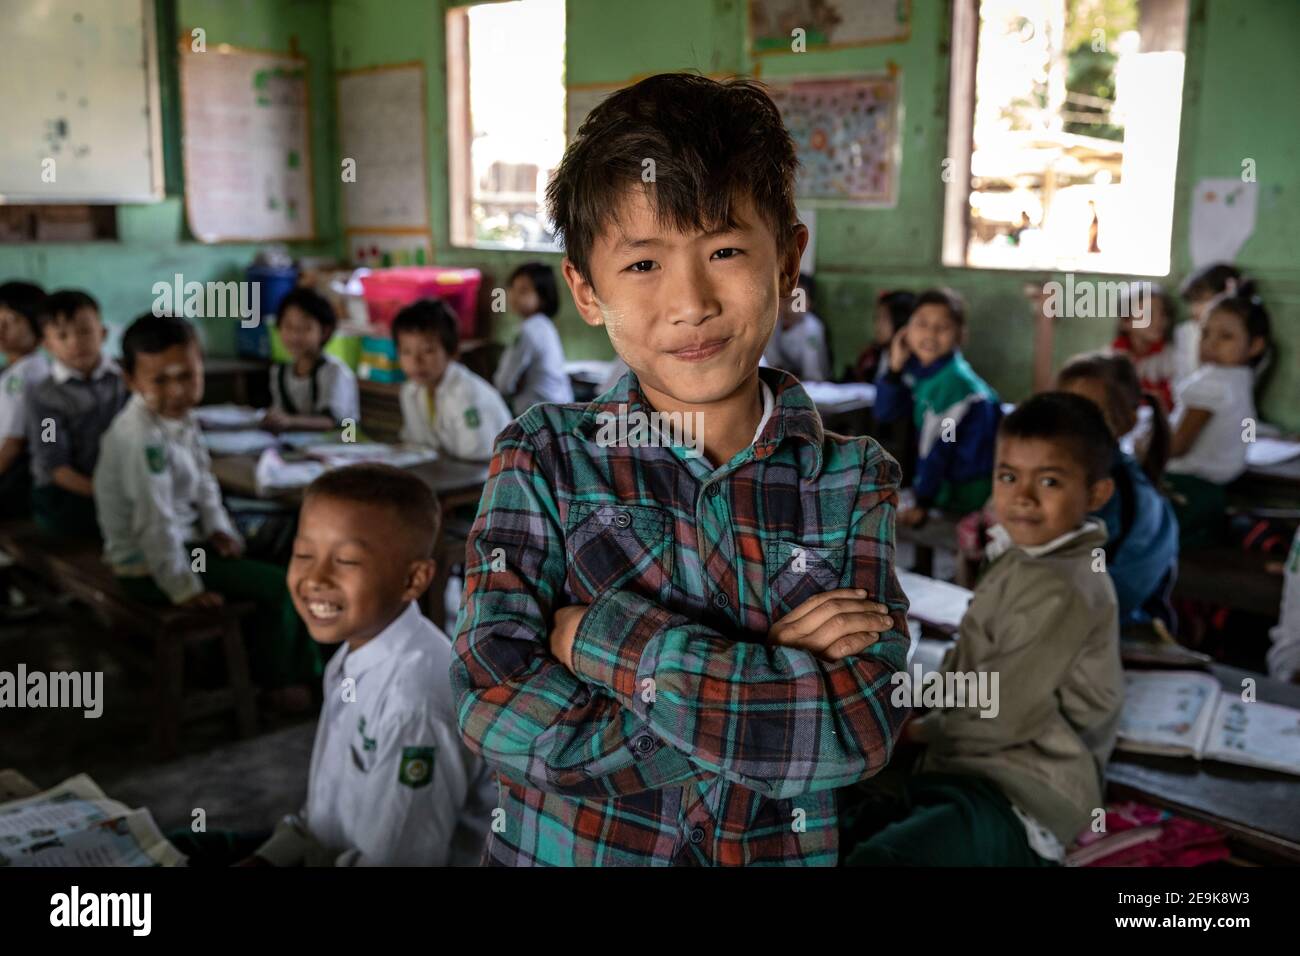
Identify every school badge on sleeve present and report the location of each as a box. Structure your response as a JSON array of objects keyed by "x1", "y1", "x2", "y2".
[
  {"x1": 145, "y1": 445, "x2": 166, "y2": 474},
  {"x1": 398, "y1": 746, "x2": 435, "y2": 789},
  {"x1": 463, "y1": 407, "x2": 480, "y2": 428}
]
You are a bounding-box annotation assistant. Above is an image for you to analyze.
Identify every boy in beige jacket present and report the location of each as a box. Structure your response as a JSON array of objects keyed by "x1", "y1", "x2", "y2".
[{"x1": 844, "y1": 392, "x2": 1124, "y2": 866}]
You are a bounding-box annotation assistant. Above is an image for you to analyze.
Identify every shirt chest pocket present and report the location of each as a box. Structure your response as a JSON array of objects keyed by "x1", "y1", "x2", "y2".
[
  {"x1": 565, "y1": 502, "x2": 674, "y2": 604},
  {"x1": 765, "y1": 540, "x2": 846, "y2": 618}
]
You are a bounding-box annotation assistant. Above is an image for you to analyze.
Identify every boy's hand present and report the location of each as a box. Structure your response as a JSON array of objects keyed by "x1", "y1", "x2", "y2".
[
  {"x1": 261, "y1": 409, "x2": 289, "y2": 433},
  {"x1": 181, "y1": 591, "x2": 225, "y2": 609},
  {"x1": 769, "y1": 589, "x2": 895, "y2": 662},
  {"x1": 210, "y1": 531, "x2": 244, "y2": 558},
  {"x1": 887, "y1": 327, "x2": 911, "y2": 373},
  {"x1": 549, "y1": 605, "x2": 587, "y2": 673}
]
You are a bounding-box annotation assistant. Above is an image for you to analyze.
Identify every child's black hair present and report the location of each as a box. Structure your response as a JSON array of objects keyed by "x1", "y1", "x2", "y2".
[
  {"x1": 1205, "y1": 279, "x2": 1274, "y2": 375},
  {"x1": 1058, "y1": 351, "x2": 1169, "y2": 486},
  {"x1": 275, "y1": 287, "x2": 337, "y2": 341},
  {"x1": 120, "y1": 313, "x2": 198, "y2": 374},
  {"x1": 998, "y1": 391, "x2": 1117, "y2": 485},
  {"x1": 304, "y1": 463, "x2": 440, "y2": 559},
  {"x1": 877, "y1": 289, "x2": 916, "y2": 333},
  {"x1": 545, "y1": 73, "x2": 798, "y2": 286},
  {"x1": 911, "y1": 287, "x2": 965, "y2": 328},
  {"x1": 391, "y1": 298, "x2": 459, "y2": 356},
  {"x1": 41, "y1": 289, "x2": 101, "y2": 332},
  {"x1": 507, "y1": 262, "x2": 560, "y2": 318},
  {"x1": 1179, "y1": 263, "x2": 1243, "y2": 302},
  {"x1": 0, "y1": 281, "x2": 47, "y2": 340}
]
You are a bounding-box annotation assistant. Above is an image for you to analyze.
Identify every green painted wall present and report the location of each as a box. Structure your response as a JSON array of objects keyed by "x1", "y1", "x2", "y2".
[
  {"x1": 0, "y1": 0, "x2": 338, "y2": 354},
  {"x1": 3, "y1": 0, "x2": 1296, "y2": 428}
]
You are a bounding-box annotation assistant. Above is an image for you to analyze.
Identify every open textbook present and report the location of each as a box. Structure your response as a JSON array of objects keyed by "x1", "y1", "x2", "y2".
[
  {"x1": 0, "y1": 773, "x2": 184, "y2": 866},
  {"x1": 896, "y1": 571, "x2": 973, "y2": 634},
  {"x1": 1116, "y1": 671, "x2": 1300, "y2": 777}
]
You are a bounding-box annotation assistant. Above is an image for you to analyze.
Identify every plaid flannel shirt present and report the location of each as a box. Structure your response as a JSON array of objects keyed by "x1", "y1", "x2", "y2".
[{"x1": 452, "y1": 366, "x2": 910, "y2": 865}]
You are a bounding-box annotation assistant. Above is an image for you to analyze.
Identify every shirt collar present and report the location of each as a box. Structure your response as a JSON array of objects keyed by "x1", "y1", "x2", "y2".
[
  {"x1": 51, "y1": 355, "x2": 117, "y2": 384},
  {"x1": 985, "y1": 517, "x2": 1107, "y2": 562},
  {"x1": 337, "y1": 601, "x2": 422, "y2": 682},
  {"x1": 572, "y1": 365, "x2": 824, "y2": 477}
]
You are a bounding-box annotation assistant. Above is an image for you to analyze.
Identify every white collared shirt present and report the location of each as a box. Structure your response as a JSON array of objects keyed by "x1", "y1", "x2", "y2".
[
  {"x1": 399, "y1": 361, "x2": 513, "y2": 462},
  {"x1": 269, "y1": 352, "x2": 360, "y2": 425},
  {"x1": 299, "y1": 602, "x2": 495, "y2": 866},
  {"x1": 0, "y1": 350, "x2": 51, "y2": 440},
  {"x1": 1166, "y1": 364, "x2": 1255, "y2": 484},
  {"x1": 49, "y1": 355, "x2": 119, "y2": 385},
  {"x1": 763, "y1": 312, "x2": 831, "y2": 382},
  {"x1": 493, "y1": 313, "x2": 574, "y2": 415},
  {"x1": 93, "y1": 394, "x2": 240, "y2": 603},
  {"x1": 984, "y1": 518, "x2": 1107, "y2": 563}
]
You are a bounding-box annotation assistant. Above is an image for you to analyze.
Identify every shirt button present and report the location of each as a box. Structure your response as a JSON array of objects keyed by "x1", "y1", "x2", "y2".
[
  {"x1": 634, "y1": 734, "x2": 655, "y2": 754},
  {"x1": 689, "y1": 827, "x2": 705, "y2": 845},
  {"x1": 712, "y1": 592, "x2": 729, "y2": 610},
  {"x1": 707, "y1": 484, "x2": 721, "y2": 498},
  {"x1": 613, "y1": 511, "x2": 632, "y2": 529}
]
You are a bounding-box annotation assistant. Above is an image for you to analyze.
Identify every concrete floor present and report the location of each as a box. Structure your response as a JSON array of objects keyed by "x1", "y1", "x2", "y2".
[{"x1": 0, "y1": 605, "x2": 315, "y2": 832}]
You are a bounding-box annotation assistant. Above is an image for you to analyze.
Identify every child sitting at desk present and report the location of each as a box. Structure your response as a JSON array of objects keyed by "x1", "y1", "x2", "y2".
[
  {"x1": 874, "y1": 288, "x2": 1001, "y2": 526},
  {"x1": 1165, "y1": 285, "x2": 1272, "y2": 549},
  {"x1": 1057, "y1": 352, "x2": 1178, "y2": 627},
  {"x1": 848, "y1": 289, "x2": 914, "y2": 383},
  {"x1": 263, "y1": 287, "x2": 359, "y2": 433},
  {"x1": 492, "y1": 262, "x2": 574, "y2": 416},
  {"x1": 94, "y1": 314, "x2": 320, "y2": 707},
  {"x1": 392, "y1": 299, "x2": 512, "y2": 462},
  {"x1": 26, "y1": 290, "x2": 127, "y2": 538},
  {"x1": 0, "y1": 281, "x2": 51, "y2": 518},
  {"x1": 762, "y1": 272, "x2": 831, "y2": 382},
  {"x1": 843, "y1": 393, "x2": 1123, "y2": 866},
  {"x1": 1110, "y1": 283, "x2": 1177, "y2": 412},
  {"x1": 247, "y1": 465, "x2": 495, "y2": 866}
]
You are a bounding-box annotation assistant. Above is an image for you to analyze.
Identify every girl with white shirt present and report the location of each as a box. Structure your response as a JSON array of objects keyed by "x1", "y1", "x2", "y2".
[
  {"x1": 493, "y1": 262, "x2": 574, "y2": 416},
  {"x1": 1165, "y1": 287, "x2": 1272, "y2": 548}
]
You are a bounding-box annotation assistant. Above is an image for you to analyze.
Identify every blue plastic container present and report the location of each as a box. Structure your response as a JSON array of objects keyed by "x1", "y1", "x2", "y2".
[{"x1": 240, "y1": 265, "x2": 299, "y2": 358}]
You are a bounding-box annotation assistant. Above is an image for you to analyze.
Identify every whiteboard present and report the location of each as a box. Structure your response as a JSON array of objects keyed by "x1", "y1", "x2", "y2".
[
  {"x1": 179, "y1": 44, "x2": 315, "y2": 242},
  {"x1": 0, "y1": 0, "x2": 163, "y2": 203},
  {"x1": 337, "y1": 63, "x2": 430, "y2": 231}
]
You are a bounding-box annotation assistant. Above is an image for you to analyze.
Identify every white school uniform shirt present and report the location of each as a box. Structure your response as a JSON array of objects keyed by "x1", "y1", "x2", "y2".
[
  {"x1": 1267, "y1": 528, "x2": 1300, "y2": 682},
  {"x1": 763, "y1": 312, "x2": 831, "y2": 382},
  {"x1": 493, "y1": 312, "x2": 574, "y2": 416},
  {"x1": 93, "y1": 394, "x2": 241, "y2": 604},
  {"x1": 1166, "y1": 364, "x2": 1255, "y2": 484},
  {"x1": 399, "y1": 361, "x2": 513, "y2": 462},
  {"x1": 269, "y1": 353, "x2": 360, "y2": 425},
  {"x1": 295, "y1": 602, "x2": 494, "y2": 866},
  {"x1": 1172, "y1": 320, "x2": 1201, "y2": 387},
  {"x1": 0, "y1": 350, "x2": 51, "y2": 440}
]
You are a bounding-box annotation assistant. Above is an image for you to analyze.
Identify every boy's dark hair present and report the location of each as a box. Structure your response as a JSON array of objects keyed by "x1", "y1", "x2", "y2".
[
  {"x1": 1179, "y1": 262, "x2": 1242, "y2": 302},
  {"x1": 120, "y1": 313, "x2": 199, "y2": 374},
  {"x1": 0, "y1": 281, "x2": 47, "y2": 339},
  {"x1": 304, "y1": 464, "x2": 440, "y2": 559},
  {"x1": 276, "y1": 286, "x2": 337, "y2": 340},
  {"x1": 507, "y1": 262, "x2": 560, "y2": 318},
  {"x1": 545, "y1": 73, "x2": 799, "y2": 286},
  {"x1": 911, "y1": 287, "x2": 965, "y2": 328},
  {"x1": 1058, "y1": 351, "x2": 1169, "y2": 486},
  {"x1": 391, "y1": 299, "x2": 460, "y2": 356},
  {"x1": 998, "y1": 391, "x2": 1116, "y2": 484},
  {"x1": 877, "y1": 289, "x2": 916, "y2": 333},
  {"x1": 41, "y1": 289, "x2": 101, "y2": 332}
]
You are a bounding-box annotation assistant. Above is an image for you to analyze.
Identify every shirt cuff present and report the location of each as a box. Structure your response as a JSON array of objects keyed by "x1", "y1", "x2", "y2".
[{"x1": 570, "y1": 588, "x2": 671, "y2": 703}]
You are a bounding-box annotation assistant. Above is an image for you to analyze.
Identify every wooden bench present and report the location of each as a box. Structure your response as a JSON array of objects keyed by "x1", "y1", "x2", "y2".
[{"x1": 0, "y1": 521, "x2": 257, "y2": 758}]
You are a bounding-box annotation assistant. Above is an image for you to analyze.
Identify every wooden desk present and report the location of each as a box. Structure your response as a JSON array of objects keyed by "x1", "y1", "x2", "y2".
[
  {"x1": 1235, "y1": 456, "x2": 1300, "y2": 504},
  {"x1": 1107, "y1": 664, "x2": 1300, "y2": 862},
  {"x1": 211, "y1": 452, "x2": 489, "y2": 506},
  {"x1": 204, "y1": 357, "x2": 271, "y2": 407}
]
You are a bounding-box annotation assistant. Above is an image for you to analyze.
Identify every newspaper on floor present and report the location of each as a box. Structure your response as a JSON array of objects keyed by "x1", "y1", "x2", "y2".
[{"x1": 0, "y1": 773, "x2": 185, "y2": 867}]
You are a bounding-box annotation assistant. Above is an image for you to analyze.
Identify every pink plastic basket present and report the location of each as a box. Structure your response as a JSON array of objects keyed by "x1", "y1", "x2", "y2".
[{"x1": 359, "y1": 267, "x2": 482, "y2": 336}]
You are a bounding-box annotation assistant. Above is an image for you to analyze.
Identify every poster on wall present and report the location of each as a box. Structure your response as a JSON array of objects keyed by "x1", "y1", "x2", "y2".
[
  {"x1": 768, "y1": 74, "x2": 900, "y2": 206},
  {"x1": 749, "y1": 0, "x2": 911, "y2": 55}
]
